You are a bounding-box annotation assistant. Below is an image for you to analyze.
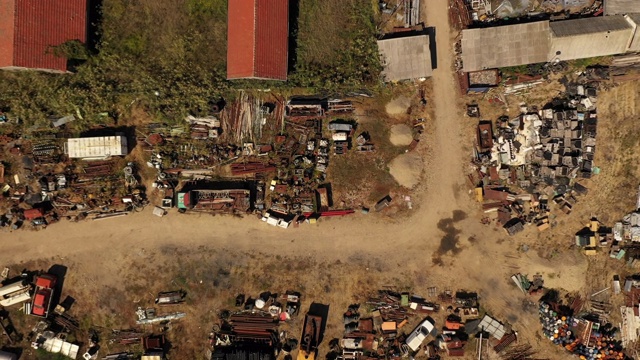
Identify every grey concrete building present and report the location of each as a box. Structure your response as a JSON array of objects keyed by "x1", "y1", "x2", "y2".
[
  {"x1": 549, "y1": 16, "x2": 635, "y2": 61},
  {"x1": 461, "y1": 21, "x2": 550, "y2": 72},
  {"x1": 377, "y1": 35, "x2": 432, "y2": 81}
]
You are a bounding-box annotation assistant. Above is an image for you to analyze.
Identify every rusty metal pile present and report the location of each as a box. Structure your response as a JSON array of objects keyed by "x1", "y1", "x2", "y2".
[
  {"x1": 210, "y1": 292, "x2": 304, "y2": 360},
  {"x1": 223, "y1": 313, "x2": 279, "y2": 344},
  {"x1": 472, "y1": 87, "x2": 598, "y2": 235},
  {"x1": 539, "y1": 293, "x2": 631, "y2": 360}
]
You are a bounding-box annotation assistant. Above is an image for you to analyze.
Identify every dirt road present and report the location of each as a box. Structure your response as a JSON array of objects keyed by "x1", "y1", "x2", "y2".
[{"x1": 2, "y1": 0, "x2": 477, "y2": 288}]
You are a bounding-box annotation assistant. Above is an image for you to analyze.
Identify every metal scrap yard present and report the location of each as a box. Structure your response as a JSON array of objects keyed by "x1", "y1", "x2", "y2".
[{"x1": 3, "y1": 0, "x2": 640, "y2": 360}]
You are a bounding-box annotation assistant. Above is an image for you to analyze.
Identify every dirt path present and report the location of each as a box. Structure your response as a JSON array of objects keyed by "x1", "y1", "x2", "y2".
[{"x1": 421, "y1": 0, "x2": 468, "y2": 211}]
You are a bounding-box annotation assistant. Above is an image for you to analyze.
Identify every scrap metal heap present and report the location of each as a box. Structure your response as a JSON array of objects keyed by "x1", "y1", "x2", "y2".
[
  {"x1": 538, "y1": 290, "x2": 631, "y2": 360},
  {"x1": 336, "y1": 290, "x2": 518, "y2": 359},
  {"x1": 0, "y1": 136, "x2": 149, "y2": 229},
  {"x1": 210, "y1": 292, "x2": 304, "y2": 360},
  {"x1": 473, "y1": 86, "x2": 598, "y2": 235},
  {"x1": 464, "y1": 0, "x2": 602, "y2": 22}
]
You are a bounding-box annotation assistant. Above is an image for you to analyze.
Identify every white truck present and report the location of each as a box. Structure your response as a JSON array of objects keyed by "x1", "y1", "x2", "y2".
[{"x1": 405, "y1": 318, "x2": 435, "y2": 351}]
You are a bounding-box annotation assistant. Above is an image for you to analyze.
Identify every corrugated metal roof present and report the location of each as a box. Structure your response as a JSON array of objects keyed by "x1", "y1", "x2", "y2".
[
  {"x1": 549, "y1": 16, "x2": 635, "y2": 61},
  {"x1": 0, "y1": 0, "x2": 16, "y2": 67},
  {"x1": 550, "y1": 15, "x2": 632, "y2": 37},
  {"x1": 478, "y1": 315, "x2": 506, "y2": 340},
  {"x1": 377, "y1": 35, "x2": 432, "y2": 81},
  {"x1": 605, "y1": 0, "x2": 639, "y2": 15},
  {"x1": 461, "y1": 21, "x2": 550, "y2": 72},
  {"x1": 66, "y1": 136, "x2": 128, "y2": 159},
  {"x1": 1, "y1": 0, "x2": 87, "y2": 71},
  {"x1": 227, "y1": 0, "x2": 288, "y2": 80},
  {"x1": 227, "y1": 0, "x2": 256, "y2": 79}
]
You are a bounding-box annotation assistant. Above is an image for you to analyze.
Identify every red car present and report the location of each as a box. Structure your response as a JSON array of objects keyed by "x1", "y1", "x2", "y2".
[{"x1": 32, "y1": 288, "x2": 52, "y2": 316}]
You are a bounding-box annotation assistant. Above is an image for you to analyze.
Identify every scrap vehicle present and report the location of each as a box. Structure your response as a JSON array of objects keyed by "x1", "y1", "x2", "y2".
[
  {"x1": 154, "y1": 290, "x2": 186, "y2": 306},
  {"x1": 298, "y1": 312, "x2": 323, "y2": 360},
  {"x1": 30, "y1": 274, "x2": 57, "y2": 318},
  {"x1": 405, "y1": 318, "x2": 435, "y2": 351},
  {"x1": 476, "y1": 120, "x2": 494, "y2": 153}
]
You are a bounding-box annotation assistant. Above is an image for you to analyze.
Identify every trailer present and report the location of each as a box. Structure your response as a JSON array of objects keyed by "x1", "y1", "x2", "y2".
[
  {"x1": 297, "y1": 313, "x2": 323, "y2": 360},
  {"x1": 31, "y1": 274, "x2": 57, "y2": 318}
]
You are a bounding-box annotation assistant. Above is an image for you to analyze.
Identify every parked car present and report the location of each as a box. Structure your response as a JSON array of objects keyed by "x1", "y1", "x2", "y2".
[
  {"x1": 32, "y1": 288, "x2": 53, "y2": 316},
  {"x1": 405, "y1": 318, "x2": 435, "y2": 351}
]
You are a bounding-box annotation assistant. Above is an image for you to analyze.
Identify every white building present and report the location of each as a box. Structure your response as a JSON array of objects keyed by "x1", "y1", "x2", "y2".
[{"x1": 65, "y1": 136, "x2": 128, "y2": 160}]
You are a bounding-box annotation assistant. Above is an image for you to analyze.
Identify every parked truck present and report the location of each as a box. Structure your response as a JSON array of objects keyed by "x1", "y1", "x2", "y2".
[{"x1": 31, "y1": 274, "x2": 57, "y2": 318}]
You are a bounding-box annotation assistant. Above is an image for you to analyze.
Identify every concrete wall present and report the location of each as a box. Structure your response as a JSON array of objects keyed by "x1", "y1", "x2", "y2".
[{"x1": 549, "y1": 29, "x2": 635, "y2": 61}]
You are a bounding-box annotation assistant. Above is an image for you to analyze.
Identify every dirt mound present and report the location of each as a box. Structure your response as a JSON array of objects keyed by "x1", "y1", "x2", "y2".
[
  {"x1": 389, "y1": 124, "x2": 413, "y2": 146},
  {"x1": 385, "y1": 95, "x2": 411, "y2": 116},
  {"x1": 388, "y1": 152, "x2": 424, "y2": 188}
]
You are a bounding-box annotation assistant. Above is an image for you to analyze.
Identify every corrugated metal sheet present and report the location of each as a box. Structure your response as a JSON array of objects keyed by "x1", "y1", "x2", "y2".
[
  {"x1": 550, "y1": 15, "x2": 632, "y2": 37},
  {"x1": 377, "y1": 35, "x2": 432, "y2": 81},
  {"x1": 0, "y1": 0, "x2": 87, "y2": 71},
  {"x1": 461, "y1": 21, "x2": 550, "y2": 72},
  {"x1": 227, "y1": 0, "x2": 288, "y2": 80},
  {"x1": 605, "y1": 0, "x2": 639, "y2": 15},
  {"x1": 0, "y1": 0, "x2": 16, "y2": 67}
]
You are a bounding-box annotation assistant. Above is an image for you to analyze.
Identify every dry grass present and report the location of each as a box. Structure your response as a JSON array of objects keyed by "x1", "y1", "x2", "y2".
[{"x1": 0, "y1": 249, "x2": 417, "y2": 359}]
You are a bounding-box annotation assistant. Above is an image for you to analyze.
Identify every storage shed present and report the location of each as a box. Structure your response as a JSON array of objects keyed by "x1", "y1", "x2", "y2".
[
  {"x1": 227, "y1": 0, "x2": 289, "y2": 80},
  {"x1": 461, "y1": 21, "x2": 550, "y2": 72},
  {"x1": 549, "y1": 16, "x2": 635, "y2": 61},
  {"x1": 66, "y1": 136, "x2": 128, "y2": 160},
  {"x1": 377, "y1": 34, "x2": 432, "y2": 81}
]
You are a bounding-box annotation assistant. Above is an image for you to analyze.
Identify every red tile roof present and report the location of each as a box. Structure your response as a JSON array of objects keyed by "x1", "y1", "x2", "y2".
[
  {"x1": 227, "y1": 0, "x2": 288, "y2": 80},
  {"x1": 0, "y1": 0, "x2": 87, "y2": 71},
  {"x1": 0, "y1": 0, "x2": 16, "y2": 67}
]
